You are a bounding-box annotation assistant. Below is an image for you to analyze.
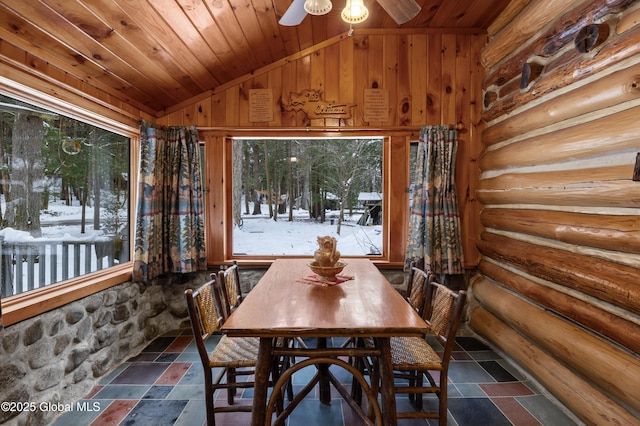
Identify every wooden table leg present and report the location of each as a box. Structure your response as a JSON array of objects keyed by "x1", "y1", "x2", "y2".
[
  {"x1": 317, "y1": 337, "x2": 331, "y2": 405},
  {"x1": 252, "y1": 337, "x2": 273, "y2": 426},
  {"x1": 376, "y1": 337, "x2": 397, "y2": 426}
]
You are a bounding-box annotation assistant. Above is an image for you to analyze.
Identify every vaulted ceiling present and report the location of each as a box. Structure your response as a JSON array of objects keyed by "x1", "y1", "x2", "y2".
[{"x1": 0, "y1": 0, "x2": 512, "y2": 114}]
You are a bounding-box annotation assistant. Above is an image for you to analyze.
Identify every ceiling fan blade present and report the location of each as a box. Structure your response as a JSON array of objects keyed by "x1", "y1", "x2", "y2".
[
  {"x1": 279, "y1": 0, "x2": 308, "y2": 26},
  {"x1": 376, "y1": 0, "x2": 421, "y2": 25}
]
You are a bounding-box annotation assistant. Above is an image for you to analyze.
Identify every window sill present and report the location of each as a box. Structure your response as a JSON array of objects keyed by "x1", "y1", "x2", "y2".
[{"x1": 1, "y1": 263, "x2": 133, "y2": 327}]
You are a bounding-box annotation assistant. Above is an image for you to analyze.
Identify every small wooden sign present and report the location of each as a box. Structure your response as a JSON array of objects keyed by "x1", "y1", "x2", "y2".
[
  {"x1": 249, "y1": 89, "x2": 273, "y2": 122},
  {"x1": 364, "y1": 88, "x2": 389, "y2": 122},
  {"x1": 283, "y1": 89, "x2": 355, "y2": 119}
]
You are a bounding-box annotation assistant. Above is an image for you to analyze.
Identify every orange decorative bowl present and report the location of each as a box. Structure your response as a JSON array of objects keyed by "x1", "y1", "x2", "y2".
[{"x1": 308, "y1": 260, "x2": 347, "y2": 282}]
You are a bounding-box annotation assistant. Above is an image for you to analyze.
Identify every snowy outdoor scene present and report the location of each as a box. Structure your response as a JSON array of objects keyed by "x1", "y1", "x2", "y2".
[
  {"x1": 1, "y1": 94, "x2": 130, "y2": 298},
  {"x1": 231, "y1": 138, "x2": 384, "y2": 257},
  {"x1": 0, "y1": 201, "x2": 117, "y2": 245},
  {"x1": 233, "y1": 201, "x2": 383, "y2": 257}
]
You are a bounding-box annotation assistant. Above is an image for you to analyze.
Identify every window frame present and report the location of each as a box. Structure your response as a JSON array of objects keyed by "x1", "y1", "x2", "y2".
[
  {"x1": 221, "y1": 132, "x2": 393, "y2": 265},
  {"x1": 0, "y1": 78, "x2": 138, "y2": 327}
]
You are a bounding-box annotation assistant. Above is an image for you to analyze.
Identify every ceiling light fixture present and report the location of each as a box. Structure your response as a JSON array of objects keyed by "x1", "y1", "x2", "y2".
[
  {"x1": 341, "y1": 0, "x2": 369, "y2": 24},
  {"x1": 304, "y1": 0, "x2": 332, "y2": 15}
]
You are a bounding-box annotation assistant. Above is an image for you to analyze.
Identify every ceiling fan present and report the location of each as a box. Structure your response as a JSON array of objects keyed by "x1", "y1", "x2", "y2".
[{"x1": 279, "y1": 0, "x2": 421, "y2": 26}]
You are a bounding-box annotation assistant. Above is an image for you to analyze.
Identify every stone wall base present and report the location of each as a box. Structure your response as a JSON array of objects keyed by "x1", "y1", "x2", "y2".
[{"x1": 0, "y1": 271, "x2": 208, "y2": 426}]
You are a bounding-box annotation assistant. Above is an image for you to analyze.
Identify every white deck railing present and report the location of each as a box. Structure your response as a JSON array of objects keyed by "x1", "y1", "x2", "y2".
[{"x1": 0, "y1": 236, "x2": 125, "y2": 297}]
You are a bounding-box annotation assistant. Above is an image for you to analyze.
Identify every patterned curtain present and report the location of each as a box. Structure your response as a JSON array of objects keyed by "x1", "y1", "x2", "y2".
[
  {"x1": 405, "y1": 125, "x2": 464, "y2": 274},
  {"x1": 133, "y1": 121, "x2": 206, "y2": 282}
]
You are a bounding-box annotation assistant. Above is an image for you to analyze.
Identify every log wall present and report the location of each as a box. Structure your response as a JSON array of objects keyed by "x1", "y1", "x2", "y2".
[
  {"x1": 158, "y1": 30, "x2": 487, "y2": 267},
  {"x1": 474, "y1": 0, "x2": 640, "y2": 424}
]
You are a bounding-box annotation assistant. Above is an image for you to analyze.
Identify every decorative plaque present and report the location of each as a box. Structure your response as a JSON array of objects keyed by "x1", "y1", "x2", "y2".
[
  {"x1": 363, "y1": 88, "x2": 389, "y2": 122},
  {"x1": 249, "y1": 89, "x2": 274, "y2": 122}
]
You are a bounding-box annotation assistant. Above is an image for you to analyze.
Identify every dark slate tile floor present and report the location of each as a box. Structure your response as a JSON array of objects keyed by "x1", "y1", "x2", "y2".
[{"x1": 51, "y1": 330, "x2": 582, "y2": 426}]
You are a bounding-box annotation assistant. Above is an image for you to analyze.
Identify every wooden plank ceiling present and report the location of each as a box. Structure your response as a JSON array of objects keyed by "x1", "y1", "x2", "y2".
[{"x1": 0, "y1": 0, "x2": 511, "y2": 115}]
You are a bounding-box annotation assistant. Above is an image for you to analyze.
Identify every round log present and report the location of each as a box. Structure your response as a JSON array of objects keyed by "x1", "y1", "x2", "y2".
[
  {"x1": 483, "y1": 54, "x2": 528, "y2": 90},
  {"x1": 543, "y1": 47, "x2": 581, "y2": 74},
  {"x1": 480, "y1": 208, "x2": 640, "y2": 254},
  {"x1": 487, "y1": 0, "x2": 533, "y2": 37},
  {"x1": 483, "y1": 24, "x2": 640, "y2": 122},
  {"x1": 574, "y1": 23, "x2": 611, "y2": 53},
  {"x1": 482, "y1": 65, "x2": 640, "y2": 148},
  {"x1": 481, "y1": 0, "x2": 575, "y2": 69},
  {"x1": 483, "y1": 90, "x2": 498, "y2": 108},
  {"x1": 483, "y1": 0, "x2": 633, "y2": 86},
  {"x1": 519, "y1": 61, "x2": 545, "y2": 89},
  {"x1": 477, "y1": 179, "x2": 638, "y2": 208},
  {"x1": 477, "y1": 260, "x2": 640, "y2": 354},
  {"x1": 472, "y1": 277, "x2": 640, "y2": 411},
  {"x1": 497, "y1": 77, "x2": 522, "y2": 99},
  {"x1": 477, "y1": 163, "x2": 638, "y2": 208},
  {"x1": 480, "y1": 165, "x2": 631, "y2": 190},
  {"x1": 469, "y1": 307, "x2": 640, "y2": 426},
  {"x1": 476, "y1": 231, "x2": 640, "y2": 315},
  {"x1": 616, "y1": 5, "x2": 640, "y2": 33},
  {"x1": 482, "y1": 119, "x2": 640, "y2": 171}
]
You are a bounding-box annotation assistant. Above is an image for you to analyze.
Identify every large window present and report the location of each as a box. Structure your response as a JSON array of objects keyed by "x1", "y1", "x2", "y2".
[
  {"x1": 232, "y1": 137, "x2": 383, "y2": 257},
  {"x1": 0, "y1": 94, "x2": 130, "y2": 299}
]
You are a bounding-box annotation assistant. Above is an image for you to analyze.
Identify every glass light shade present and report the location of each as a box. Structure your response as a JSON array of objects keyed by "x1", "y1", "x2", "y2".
[
  {"x1": 304, "y1": 0, "x2": 332, "y2": 15},
  {"x1": 342, "y1": 0, "x2": 369, "y2": 23}
]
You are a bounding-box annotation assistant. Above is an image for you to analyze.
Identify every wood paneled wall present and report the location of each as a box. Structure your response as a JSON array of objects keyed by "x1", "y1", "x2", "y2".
[
  {"x1": 0, "y1": 27, "x2": 486, "y2": 267},
  {"x1": 0, "y1": 39, "x2": 145, "y2": 129},
  {"x1": 158, "y1": 29, "x2": 487, "y2": 267},
  {"x1": 473, "y1": 1, "x2": 640, "y2": 424}
]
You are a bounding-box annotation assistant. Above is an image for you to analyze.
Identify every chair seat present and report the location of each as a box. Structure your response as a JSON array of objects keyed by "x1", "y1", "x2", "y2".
[
  {"x1": 209, "y1": 335, "x2": 260, "y2": 368},
  {"x1": 355, "y1": 279, "x2": 467, "y2": 426},
  {"x1": 389, "y1": 336, "x2": 442, "y2": 370}
]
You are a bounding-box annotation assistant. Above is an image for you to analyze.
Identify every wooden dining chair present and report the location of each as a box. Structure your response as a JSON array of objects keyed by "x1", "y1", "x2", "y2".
[
  {"x1": 347, "y1": 263, "x2": 431, "y2": 370},
  {"x1": 185, "y1": 277, "x2": 263, "y2": 425},
  {"x1": 389, "y1": 280, "x2": 467, "y2": 425},
  {"x1": 405, "y1": 261, "x2": 433, "y2": 317},
  {"x1": 217, "y1": 261, "x2": 295, "y2": 402},
  {"x1": 217, "y1": 260, "x2": 243, "y2": 321},
  {"x1": 350, "y1": 264, "x2": 432, "y2": 405}
]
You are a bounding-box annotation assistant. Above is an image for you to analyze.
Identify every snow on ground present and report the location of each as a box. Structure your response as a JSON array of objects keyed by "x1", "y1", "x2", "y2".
[
  {"x1": 234, "y1": 205, "x2": 382, "y2": 256},
  {"x1": 1, "y1": 200, "x2": 381, "y2": 295},
  {"x1": 1, "y1": 201, "x2": 105, "y2": 242},
  {"x1": 2, "y1": 200, "x2": 382, "y2": 256}
]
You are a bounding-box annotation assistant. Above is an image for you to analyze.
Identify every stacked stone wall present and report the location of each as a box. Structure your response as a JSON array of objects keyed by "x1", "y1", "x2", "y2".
[{"x1": 0, "y1": 272, "x2": 206, "y2": 426}]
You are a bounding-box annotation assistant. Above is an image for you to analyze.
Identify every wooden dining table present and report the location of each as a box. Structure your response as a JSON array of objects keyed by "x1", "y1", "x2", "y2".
[{"x1": 221, "y1": 258, "x2": 428, "y2": 426}]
